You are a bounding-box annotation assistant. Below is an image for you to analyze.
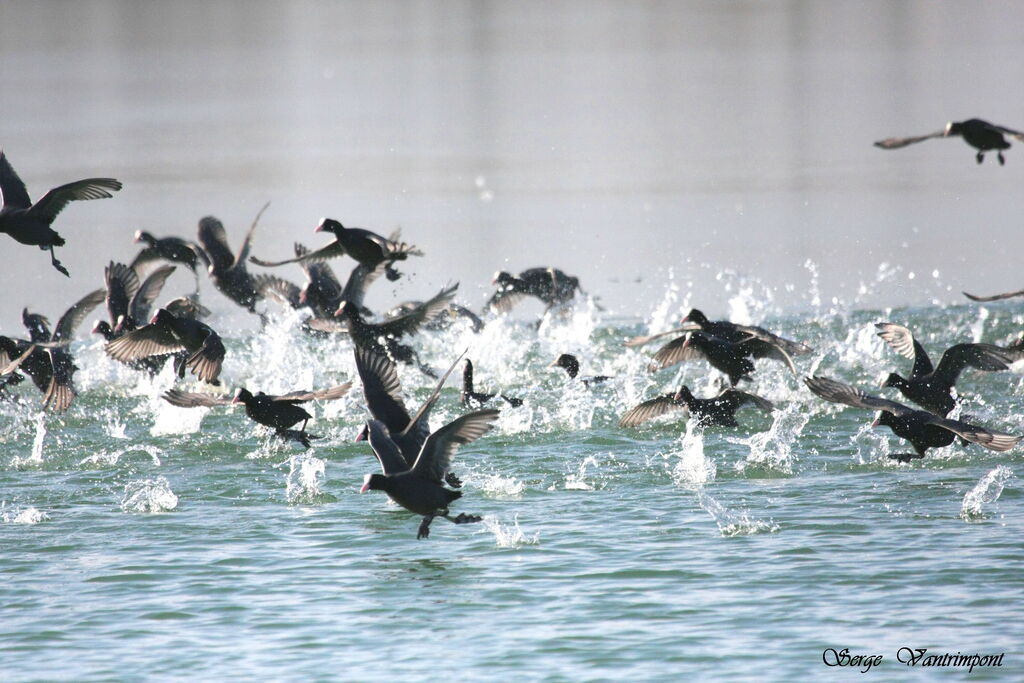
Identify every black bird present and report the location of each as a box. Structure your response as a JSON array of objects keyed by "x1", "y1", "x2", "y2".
[
  {"x1": 805, "y1": 375, "x2": 1020, "y2": 462},
  {"x1": 163, "y1": 295, "x2": 211, "y2": 321},
  {"x1": 130, "y1": 230, "x2": 209, "y2": 287},
  {"x1": 619, "y1": 385, "x2": 773, "y2": 428},
  {"x1": 0, "y1": 288, "x2": 105, "y2": 411},
  {"x1": 250, "y1": 219, "x2": 421, "y2": 281},
  {"x1": 648, "y1": 331, "x2": 758, "y2": 385},
  {"x1": 163, "y1": 383, "x2": 352, "y2": 449},
  {"x1": 462, "y1": 359, "x2": 522, "y2": 408},
  {"x1": 386, "y1": 301, "x2": 484, "y2": 333},
  {"x1": 258, "y1": 245, "x2": 385, "y2": 320},
  {"x1": 486, "y1": 267, "x2": 581, "y2": 315},
  {"x1": 196, "y1": 207, "x2": 266, "y2": 315},
  {"x1": 105, "y1": 308, "x2": 226, "y2": 384},
  {"x1": 548, "y1": 353, "x2": 612, "y2": 387},
  {"x1": 0, "y1": 150, "x2": 122, "y2": 276},
  {"x1": 353, "y1": 345, "x2": 465, "y2": 486},
  {"x1": 874, "y1": 119, "x2": 1024, "y2": 165},
  {"x1": 875, "y1": 322, "x2": 1022, "y2": 416},
  {"x1": 361, "y1": 408, "x2": 500, "y2": 539}
]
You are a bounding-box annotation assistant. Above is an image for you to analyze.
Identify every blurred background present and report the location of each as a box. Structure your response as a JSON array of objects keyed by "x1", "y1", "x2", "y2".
[{"x1": 3, "y1": 0, "x2": 1023, "y2": 330}]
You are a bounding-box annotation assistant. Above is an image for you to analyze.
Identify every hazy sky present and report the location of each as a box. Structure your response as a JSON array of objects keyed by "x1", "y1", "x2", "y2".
[{"x1": 4, "y1": 1, "x2": 1024, "y2": 332}]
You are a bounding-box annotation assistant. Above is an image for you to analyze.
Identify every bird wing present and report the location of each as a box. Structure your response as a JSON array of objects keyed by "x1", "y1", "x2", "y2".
[
  {"x1": 162, "y1": 389, "x2": 234, "y2": 408},
  {"x1": 984, "y1": 122, "x2": 1024, "y2": 141},
  {"x1": 924, "y1": 414, "x2": 1022, "y2": 452},
  {"x1": 0, "y1": 151, "x2": 32, "y2": 208},
  {"x1": 486, "y1": 288, "x2": 528, "y2": 314},
  {"x1": 399, "y1": 350, "x2": 467, "y2": 438},
  {"x1": 249, "y1": 240, "x2": 346, "y2": 268},
  {"x1": 129, "y1": 265, "x2": 176, "y2": 324},
  {"x1": 42, "y1": 349, "x2": 76, "y2": 413},
  {"x1": 374, "y1": 283, "x2": 458, "y2": 338},
  {"x1": 873, "y1": 130, "x2": 946, "y2": 149},
  {"x1": 733, "y1": 324, "x2": 813, "y2": 355},
  {"x1": 197, "y1": 216, "x2": 235, "y2": 273},
  {"x1": 736, "y1": 335, "x2": 797, "y2": 374},
  {"x1": 274, "y1": 382, "x2": 353, "y2": 403},
  {"x1": 963, "y1": 289, "x2": 1024, "y2": 302},
  {"x1": 303, "y1": 317, "x2": 348, "y2": 334},
  {"x1": 411, "y1": 409, "x2": 500, "y2": 483},
  {"x1": 104, "y1": 262, "x2": 140, "y2": 326},
  {"x1": 185, "y1": 328, "x2": 225, "y2": 383},
  {"x1": 254, "y1": 274, "x2": 302, "y2": 308},
  {"x1": 721, "y1": 388, "x2": 775, "y2": 413},
  {"x1": 0, "y1": 342, "x2": 37, "y2": 375},
  {"x1": 623, "y1": 326, "x2": 696, "y2": 348},
  {"x1": 105, "y1": 322, "x2": 184, "y2": 361},
  {"x1": 163, "y1": 295, "x2": 210, "y2": 320},
  {"x1": 619, "y1": 395, "x2": 683, "y2": 427},
  {"x1": 232, "y1": 201, "x2": 269, "y2": 268},
  {"x1": 354, "y1": 345, "x2": 412, "y2": 431},
  {"x1": 341, "y1": 262, "x2": 387, "y2": 310},
  {"x1": 651, "y1": 334, "x2": 704, "y2": 369},
  {"x1": 875, "y1": 322, "x2": 934, "y2": 377},
  {"x1": 804, "y1": 375, "x2": 914, "y2": 416},
  {"x1": 365, "y1": 419, "x2": 413, "y2": 475},
  {"x1": 27, "y1": 178, "x2": 122, "y2": 222},
  {"x1": 53, "y1": 288, "x2": 106, "y2": 343},
  {"x1": 932, "y1": 343, "x2": 1011, "y2": 385}
]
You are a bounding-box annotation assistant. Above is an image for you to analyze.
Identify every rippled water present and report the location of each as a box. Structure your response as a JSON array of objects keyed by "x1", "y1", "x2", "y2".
[{"x1": 3, "y1": 273, "x2": 1023, "y2": 680}]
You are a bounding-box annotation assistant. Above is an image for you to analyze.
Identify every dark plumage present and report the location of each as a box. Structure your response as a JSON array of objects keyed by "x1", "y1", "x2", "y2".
[
  {"x1": 805, "y1": 375, "x2": 1021, "y2": 462},
  {"x1": 874, "y1": 118, "x2": 1024, "y2": 165},
  {"x1": 196, "y1": 209, "x2": 265, "y2": 315},
  {"x1": 462, "y1": 359, "x2": 522, "y2": 408},
  {"x1": 649, "y1": 331, "x2": 757, "y2": 385},
  {"x1": 619, "y1": 385, "x2": 773, "y2": 428},
  {"x1": 361, "y1": 407, "x2": 499, "y2": 539},
  {"x1": 250, "y1": 219, "x2": 421, "y2": 281},
  {"x1": 387, "y1": 301, "x2": 484, "y2": 333},
  {"x1": 548, "y1": 353, "x2": 611, "y2": 387},
  {"x1": 486, "y1": 267, "x2": 581, "y2": 315},
  {"x1": 105, "y1": 308, "x2": 226, "y2": 384},
  {"x1": 681, "y1": 309, "x2": 812, "y2": 361},
  {"x1": 875, "y1": 322, "x2": 1022, "y2": 416},
  {"x1": 163, "y1": 383, "x2": 351, "y2": 448},
  {"x1": 0, "y1": 289, "x2": 105, "y2": 411},
  {"x1": 130, "y1": 230, "x2": 208, "y2": 285},
  {"x1": 963, "y1": 288, "x2": 1024, "y2": 303},
  {"x1": 0, "y1": 150, "x2": 122, "y2": 276}
]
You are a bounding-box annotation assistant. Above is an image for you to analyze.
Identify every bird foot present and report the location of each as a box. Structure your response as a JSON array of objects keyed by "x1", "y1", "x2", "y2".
[
  {"x1": 444, "y1": 472, "x2": 463, "y2": 489},
  {"x1": 385, "y1": 265, "x2": 402, "y2": 281},
  {"x1": 51, "y1": 259, "x2": 70, "y2": 277},
  {"x1": 417, "y1": 513, "x2": 436, "y2": 539},
  {"x1": 889, "y1": 453, "x2": 924, "y2": 463},
  {"x1": 445, "y1": 512, "x2": 483, "y2": 525},
  {"x1": 998, "y1": 151, "x2": 1006, "y2": 165},
  {"x1": 976, "y1": 151, "x2": 985, "y2": 164}
]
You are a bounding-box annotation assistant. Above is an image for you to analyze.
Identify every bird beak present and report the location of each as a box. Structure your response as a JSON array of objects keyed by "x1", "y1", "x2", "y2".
[
  {"x1": 672, "y1": 391, "x2": 682, "y2": 401},
  {"x1": 231, "y1": 396, "x2": 241, "y2": 404},
  {"x1": 133, "y1": 230, "x2": 144, "y2": 243},
  {"x1": 359, "y1": 482, "x2": 370, "y2": 493},
  {"x1": 680, "y1": 314, "x2": 690, "y2": 323},
  {"x1": 90, "y1": 321, "x2": 102, "y2": 334},
  {"x1": 546, "y1": 359, "x2": 558, "y2": 368},
  {"x1": 354, "y1": 429, "x2": 366, "y2": 442},
  {"x1": 870, "y1": 416, "x2": 881, "y2": 428},
  {"x1": 315, "y1": 218, "x2": 327, "y2": 233}
]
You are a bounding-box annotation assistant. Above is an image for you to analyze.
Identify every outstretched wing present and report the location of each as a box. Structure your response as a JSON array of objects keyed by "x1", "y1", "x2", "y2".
[
  {"x1": 963, "y1": 289, "x2": 1024, "y2": 302},
  {"x1": 162, "y1": 389, "x2": 234, "y2": 408},
  {"x1": 366, "y1": 419, "x2": 413, "y2": 475},
  {"x1": 932, "y1": 343, "x2": 1011, "y2": 385},
  {"x1": 184, "y1": 328, "x2": 225, "y2": 383},
  {"x1": 410, "y1": 409, "x2": 500, "y2": 483},
  {"x1": 721, "y1": 388, "x2": 775, "y2": 413},
  {"x1": 28, "y1": 178, "x2": 122, "y2": 222},
  {"x1": 926, "y1": 414, "x2": 1021, "y2": 452},
  {"x1": 619, "y1": 394, "x2": 683, "y2": 427},
  {"x1": 104, "y1": 262, "x2": 140, "y2": 326},
  {"x1": 130, "y1": 265, "x2": 177, "y2": 324},
  {"x1": 233, "y1": 201, "x2": 269, "y2": 268},
  {"x1": 0, "y1": 151, "x2": 32, "y2": 208},
  {"x1": 873, "y1": 130, "x2": 946, "y2": 149},
  {"x1": 275, "y1": 383, "x2": 353, "y2": 403},
  {"x1": 105, "y1": 322, "x2": 184, "y2": 361},
  {"x1": 197, "y1": 216, "x2": 235, "y2": 272},
  {"x1": 650, "y1": 334, "x2": 704, "y2": 370},
  {"x1": 985, "y1": 122, "x2": 1024, "y2": 141},
  {"x1": 53, "y1": 288, "x2": 106, "y2": 343},
  {"x1": 254, "y1": 274, "x2": 302, "y2": 308},
  {"x1": 249, "y1": 240, "x2": 346, "y2": 268},
  {"x1": 374, "y1": 283, "x2": 458, "y2": 338},
  {"x1": 804, "y1": 375, "x2": 913, "y2": 416},
  {"x1": 875, "y1": 322, "x2": 933, "y2": 377},
  {"x1": 354, "y1": 345, "x2": 412, "y2": 432}
]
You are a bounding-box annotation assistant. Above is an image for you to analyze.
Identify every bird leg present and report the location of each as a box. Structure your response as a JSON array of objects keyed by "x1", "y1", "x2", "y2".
[
  {"x1": 444, "y1": 472, "x2": 463, "y2": 489},
  {"x1": 976, "y1": 151, "x2": 985, "y2": 164},
  {"x1": 444, "y1": 512, "x2": 483, "y2": 525},
  {"x1": 998, "y1": 151, "x2": 1006, "y2": 165},
  {"x1": 417, "y1": 513, "x2": 437, "y2": 539},
  {"x1": 384, "y1": 264, "x2": 402, "y2": 281},
  {"x1": 888, "y1": 453, "x2": 924, "y2": 463},
  {"x1": 48, "y1": 247, "x2": 70, "y2": 278}
]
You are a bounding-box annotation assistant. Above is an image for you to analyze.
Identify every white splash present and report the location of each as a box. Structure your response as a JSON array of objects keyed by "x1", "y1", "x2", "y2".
[
  {"x1": 961, "y1": 466, "x2": 1013, "y2": 521},
  {"x1": 151, "y1": 404, "x2": 207, "y2": 436},
  {"x1": 285, "y1": 454, "x2": 326, "y2": 504},
  {"x1": 1, "y1": 503, "x2": 49, "y2": 524},
  {"x1": 668, "y1": 422, "x2": 716, "y2": 489},
  {"x1": 734, "y1": 402, "x2": 809, "y2": 474},
  {"x1": 564, "y1": 455, "x2": 601, "y2": 490},
  {"x1": 121, "y1": 476, "x2": 178, "y2": 513},
  {"x1": 29, "y1": 412, "x2": 46, "y2": 464},
  {"x1": 478, "y1": 474, "x2": 526, "y2": 499},
  {"x1": 697, "y1": 490, "x2": 779, "y2": 537},
  {"x1": 79, "y1": 446, "x2": 163, "y2": 468},
  {"x1": 481, "y1": 515, "x2": 540, "y2": 548}
]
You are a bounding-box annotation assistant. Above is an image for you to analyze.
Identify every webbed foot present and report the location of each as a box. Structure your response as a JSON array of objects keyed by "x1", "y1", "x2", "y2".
[
  {"x1": 889, "y1": 453, "x2": 924, "y2": 463},
  {"x1": 417, "y1": 513, "x2": 436, "y2": 539},
  {"x1": 444, "y1": 512, "x2": 483, "y2": 525}
]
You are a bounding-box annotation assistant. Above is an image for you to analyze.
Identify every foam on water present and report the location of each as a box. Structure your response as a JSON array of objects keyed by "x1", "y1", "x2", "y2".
[
  {"x1": 960, "y1": 465, "x2": 1013, "y2": 521},
  {"x1": 79, "y1": 446, "x2": 163, "y2": 469},
  {"x1": 1, "y1": 502, "x2": 49, "y2": 524},
  {"x1": 121, "y1": 476, "x2": 179, "y2": 513},
  {"x1": 696, "y1": 489, "x2": 780, "y2": 537},
  {"x1": 732, "y1": 401, "x2": 810, "y2": 475},
  {"x1": 668, "y1": 422, "x2": 716, "y2": 489},
  {"x1": 476, "y1": 473, "x2": 527, "y2": 499}
]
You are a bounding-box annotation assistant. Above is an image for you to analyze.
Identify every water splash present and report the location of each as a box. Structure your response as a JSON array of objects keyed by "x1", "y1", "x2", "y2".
[
  {"x1": 563, "y1": 455, "x2": 603, "y2": 490},
  {"x1": 733, "y1": 402, "x2": 809, "y2": 475},
  {"x1": 961, "y1": 466, "x2": 1013, "y2": 521},
  {"x1": 121, "y1": 476, "x2": 179, "y2": 513},
  {"x1": 151, "y1": 403, "x2": 207, "y2": 436},
  {"x1": 79, "y1": 446, "x2": 163, "y2": 469},
  {"x1": 481, "y1": 515, "x2": 539, "y2": 547},
  {"x1": 285, "y1": 454, "x2": 327, "y2": 504},
  {"x1": 696, "y1": 490, "x2": 779, "y2": 537},
  {"x1": 1, "y1": 502, "x2": 49, "y2": 524},
  {"x1": 478, "y1": 474, "x2": 526, "y2": 499},
  {"x1": 668, "y1": 422, "x2": 716, "y2": 489}
]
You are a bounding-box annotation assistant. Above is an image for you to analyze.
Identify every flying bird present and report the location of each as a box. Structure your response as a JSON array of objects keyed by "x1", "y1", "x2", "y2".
[
  {"x1": 105, "y1": 308, "x2": 226, "y2": 384},
  {"x1": 0, "y1": 150, "x2": 122, "y2": 276},
  {"x1": 619, "y1": 385, "x2": 773, "y2": 428},
  {"x1": 874, "y1": 118, "x2": 1024, "y2": 165}
]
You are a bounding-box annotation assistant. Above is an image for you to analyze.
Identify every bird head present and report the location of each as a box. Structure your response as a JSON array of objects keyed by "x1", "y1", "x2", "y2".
[
  {"x1": 673, "y1": 386, "x2": 694, "y2": 403},
  {"x1": 360, "y1": 472, "x2": 385, "y2": 494},
  {"x1": 879, "y1": 372, "x2": 903, "y2": 389},
  {"x1": 334, "y1": 300, "x2": 353, "y2": 318},
  {"x1": 491, "y1": 271, "x2": 514, "y2": 287},
  {"x1": 944, "y1": 121, "x2": 960, "y2": 137},
  {"x1": 548, "y1": 353, "x2": 579, "y2": 378},
  {"x1": 232, "y1": 388, "x2": 252, "y2": 405},
  {"x1": 150, "y1": 308, "x2": 174, "y2": 325},
  {"x1": 316, "y1": 218, "x2": 343, "y2": 235},
  {"x1": 682, "y1": 309, "x2": 708, "y2": 326},
  {"x1": 91, "y1": 320, "x2": 112, "y2": 339},
  {"x1": 354, "y1": 425, "x2": 369, "y2": 442},
  {"x1": 22, "y1": 309, "x2": 50, "y2": 342},
  {"x1": 870, "y1": 412, "x2": 895, "y2": 429},
  {"x1": 133, "y1": 230, "x2": 155, "y2": 244}
]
